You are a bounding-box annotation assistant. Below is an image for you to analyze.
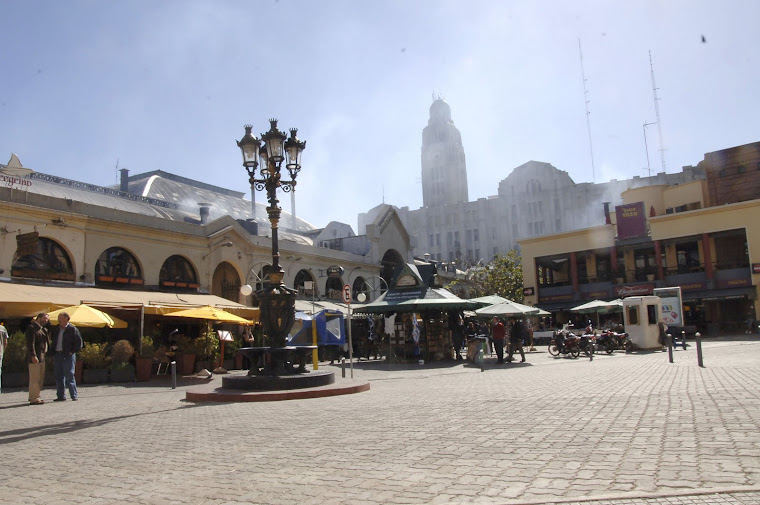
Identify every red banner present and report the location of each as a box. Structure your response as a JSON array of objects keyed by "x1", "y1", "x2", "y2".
[{"x1": 615, "y1": 202, "x2": 647, "y2": 240}]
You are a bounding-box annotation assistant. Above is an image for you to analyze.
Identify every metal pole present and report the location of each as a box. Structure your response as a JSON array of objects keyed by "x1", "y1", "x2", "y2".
[
  {"x1": 170, "y1": 361, "x2": 177, "y2": 389},
  {"x1": 311, "y1": 285, "x2": 318, "y2": 370},
  {"x1": 667, "y1": 333, "x2": 674, "y2": 363},
  {"x1": 695, "y1": 332, "x2": 704, "y2": 367},
  {"x1": 341, "y1": 357, "x2": 346, "y2": 378},
  {"x1": 347, "y1": 302, "x2": 354, "y2": 378}
]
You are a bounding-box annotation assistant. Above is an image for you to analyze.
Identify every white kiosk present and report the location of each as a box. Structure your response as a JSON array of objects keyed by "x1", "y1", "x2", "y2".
[{"x1": 622, "y1": 296, "x2": 663, "y2": 349}]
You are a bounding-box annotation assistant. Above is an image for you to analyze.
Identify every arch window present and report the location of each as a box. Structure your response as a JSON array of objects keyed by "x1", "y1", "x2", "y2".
[
  {"x1": 95, "y1": 247, "x2": 143, "y2": 286},
  {"x1": 159, "y1": 255, "x2": 199, "y2": 290},
  {"x1": 381, "y1": 249, "x2": 404, "y2": 288},
  {"x1": 325, "y1": 276, "x2": 343, "y2": 301},
  {"x1": 352, "y1": 276, "x2": 369, "y2": 301},
  {"x1": 11, "y1": 235, "x2": 74, "y2": 282},
  {"x1": 294, "y1": 269, "x2": 317, "y2": 298}
]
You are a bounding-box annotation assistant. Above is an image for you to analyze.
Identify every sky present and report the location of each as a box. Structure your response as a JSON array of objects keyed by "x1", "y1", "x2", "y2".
[{"x1": 1, "y1": 1, "x2": 758, "y2": 230}]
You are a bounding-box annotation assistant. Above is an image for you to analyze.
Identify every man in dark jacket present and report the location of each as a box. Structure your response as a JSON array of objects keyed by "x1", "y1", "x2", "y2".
[
  {"x1": 52, "y1": 312, "x2": 83, "y2": 402},
  {"x1": 506, "y1": 317, "x2": 526, "y2": 363},
  {"x1": 25, "y1": 313, "x2": 50, "y2": 405}
]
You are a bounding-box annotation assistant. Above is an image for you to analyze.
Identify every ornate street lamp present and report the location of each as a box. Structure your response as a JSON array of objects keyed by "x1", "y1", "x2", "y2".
[{"x1": 237, "y1": 120, "x2": 306, "y2": 350}]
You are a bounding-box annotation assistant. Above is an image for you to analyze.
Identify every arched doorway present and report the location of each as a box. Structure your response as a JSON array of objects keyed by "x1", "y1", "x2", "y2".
[
  {"x1": 212, "y1": 262, "x2": 241, "y2": 303},
  {"x1": 325, "y1": 276, "x2": 343, "y2": 301},
  {"x1": 95, "y1": 247, "x2": 143, "y2": 286},
  {"x1": 11, "y1": 235, "x2": 75, "y2": 282},
  {"x1": 294, "y1": 269, "x2": 317, "y2": 298},
  {"x1": 380, "y1": 249, "x2": 404, "y2": 288},
  {"x1": 159, "y1": 255, "x2": 199, "y2": 290}
]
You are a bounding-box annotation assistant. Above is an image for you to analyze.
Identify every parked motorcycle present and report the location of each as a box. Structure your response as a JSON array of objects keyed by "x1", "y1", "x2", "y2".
[
  {"x1": 596, "y1": 330, "x2": 633, "y2": 353},
  {"x1": 578, "y1": 331, "x2": 597, "y2": 358},
  {"x1": 548, "y1": 330, "x2": 581, "y2": 358}
]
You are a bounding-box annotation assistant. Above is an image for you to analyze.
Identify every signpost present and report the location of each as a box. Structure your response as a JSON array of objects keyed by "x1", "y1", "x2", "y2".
[
  {"x1": 343, "y1": 283, "x2": 354, "y2": 378},
  {"x1": 304, "y1": 280, "x2": 318, "y2": 370}
]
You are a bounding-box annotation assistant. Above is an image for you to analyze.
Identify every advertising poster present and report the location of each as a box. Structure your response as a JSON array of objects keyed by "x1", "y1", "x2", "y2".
[{"x1": 654, "y1": 287, "x2": 683, "y2": 326}]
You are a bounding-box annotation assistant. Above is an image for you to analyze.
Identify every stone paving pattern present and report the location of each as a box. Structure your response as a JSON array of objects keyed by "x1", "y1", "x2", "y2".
[{"x1": 1, "y1": 340, "x2": 759, "y2": 505}]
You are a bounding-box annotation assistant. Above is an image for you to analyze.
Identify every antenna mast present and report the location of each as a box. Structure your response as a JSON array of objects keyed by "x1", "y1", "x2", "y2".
[
  {"x1": 649, "y1": 50, "x2": 666, "y2": 173},
  {"x1": 578, "y1": 39, "x2": 596, "y2": 183}
]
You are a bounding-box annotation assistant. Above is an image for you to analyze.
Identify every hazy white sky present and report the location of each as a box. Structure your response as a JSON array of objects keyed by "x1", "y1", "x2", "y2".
[{"x1": 1, "y1": 1, "x2": 758, "y2": 229}]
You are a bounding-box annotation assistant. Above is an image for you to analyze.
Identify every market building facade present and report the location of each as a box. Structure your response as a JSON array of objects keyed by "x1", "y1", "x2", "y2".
[
  {"x1": 519, "y1": 141, "x2": 760, "y2": 335},
  {"x1": 0, "y1": 160, "x2": 411, "y2": 318}
]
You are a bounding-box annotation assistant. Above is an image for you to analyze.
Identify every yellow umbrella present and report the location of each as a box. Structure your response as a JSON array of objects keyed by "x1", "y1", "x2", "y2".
[
  {"x1": 164, "y1": 305, "x2": 253, "y2": 325},
  {"x1": 48, "y1": 304, "x2": 128, "y2": 328}
]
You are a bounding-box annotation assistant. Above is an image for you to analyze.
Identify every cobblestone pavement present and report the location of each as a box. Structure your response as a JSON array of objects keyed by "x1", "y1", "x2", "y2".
[{"x1": 1, "y1": 340, "x2": 759, "y2": 505}]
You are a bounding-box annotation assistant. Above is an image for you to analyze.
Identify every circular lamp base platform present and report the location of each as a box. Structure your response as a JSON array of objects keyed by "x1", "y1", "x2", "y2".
[{"x1": 222, "y1": 370, "x2": 335, "y2": 391}]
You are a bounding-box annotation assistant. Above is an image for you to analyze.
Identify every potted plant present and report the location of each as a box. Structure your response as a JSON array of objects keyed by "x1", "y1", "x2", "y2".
[
  {"x1": 194, "y1": 331, "x2": 220, "y2": 373},
  {"x1": 109, "y1": 339, "x2": 135, "y2": 383},
  {"x1": 1, "y1": 330, "x2": 28, "y2": 388},
  {"x1": 135, "y1": 336, "x2": 155, "y2": 382},
  {"x1": 80, "y1": 342, "x2": 109, "y2": 383},
  {"x1": 175, "y1": 334, "x2": 196, "y2": 375}
]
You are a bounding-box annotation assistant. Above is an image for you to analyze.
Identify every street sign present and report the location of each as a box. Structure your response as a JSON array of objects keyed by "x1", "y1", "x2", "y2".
[{"x1": 342, "y1": 284, "x2": 351, "y2": 304}]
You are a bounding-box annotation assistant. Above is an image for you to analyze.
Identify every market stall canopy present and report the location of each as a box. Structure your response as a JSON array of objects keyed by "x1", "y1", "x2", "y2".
[
  {"x1": 570, "y1": 299, "x2": 624, "y2": 314},
  {"x1": 360, "y1": 287, "x2": 477, "y2": 314},
  {"x1": 164, "y1": 305, "x2": 253, "y2": 325},
  {"x1": 0, "y1": 282, "x2": 258, "y2": 319},
  {"x1": 48, "y1": 304, "x2": 128, "y2": 328},
  {"x1": 474, "y1": 300, "x2": 540, "y2": 317},
  {"x1": 469, "y1": 295, "x2": 512, "y2": 307}
]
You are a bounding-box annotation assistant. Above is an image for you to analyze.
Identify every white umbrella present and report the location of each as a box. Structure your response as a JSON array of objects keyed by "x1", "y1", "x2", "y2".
[{"x1": 475, "y1": 300, "x2": 540, "y2": 317}]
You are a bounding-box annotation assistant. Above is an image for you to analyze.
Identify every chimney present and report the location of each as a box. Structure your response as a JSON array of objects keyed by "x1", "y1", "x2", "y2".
[
  {"x1": 119, "y1": 168, "x2": 129, "y2": 192},
  {"x1": 198, "y1": 203, "x2": 212, "y2": 225},
  {"x1": 603, "y1": 202, "x2": 611, "y2": 225}
]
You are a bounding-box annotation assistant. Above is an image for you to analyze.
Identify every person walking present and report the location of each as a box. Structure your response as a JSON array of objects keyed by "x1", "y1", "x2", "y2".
[
  {"x1": 506, "y1": 317, "x2": 526, "y2": 363},
  {"x1": 491, "y1": 317, "x2": 506, "y2": 364},
  {"x1": 450, "y1": 314, "x2": 465, "y2": 361},
  {"x1": 0, "y1": 322, "x2": 9, "y2": 393},
  {"x1": 25, "y1": 313, "x2": 50, "y2": 405},
  {"x1": 52, "y1": 312, "x2": 82, "y2": 402}
]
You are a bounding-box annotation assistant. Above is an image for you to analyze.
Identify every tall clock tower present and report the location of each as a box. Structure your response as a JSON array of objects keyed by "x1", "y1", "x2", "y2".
[{"x1": 421, "y1": 99, "x2": 469, "y2": 207}]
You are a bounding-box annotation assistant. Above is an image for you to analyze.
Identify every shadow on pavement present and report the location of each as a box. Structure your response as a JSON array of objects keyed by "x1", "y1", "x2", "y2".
[{"x1": 0, "y1": 404, "x2": 193, "y2": 444}]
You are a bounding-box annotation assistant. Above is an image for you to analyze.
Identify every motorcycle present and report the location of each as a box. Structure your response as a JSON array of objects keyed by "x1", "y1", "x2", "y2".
[
  {"x1": 578, "y1": 326, "x2": 597, "y2": 358},
  {"x1": 596, "y1": 330, "x2": 633, "y2": 353},
  {"x1": 548, "y1": 329, "x2": 581, "y2": 358}
]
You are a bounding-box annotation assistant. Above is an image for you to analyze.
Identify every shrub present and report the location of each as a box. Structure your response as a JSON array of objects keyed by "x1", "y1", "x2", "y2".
[
  {"x1": 110, "y1": 339, "x2": 135, "y2": 367},
  {"x1": 80, "y1": 342, "x2": 108, "y2": 368},
  {"x1": 138, "y1": 335, "x2": 155, "y2": 359},
  {"x1": 3, "y1": 330, "x2": 27, "y2": 372}
]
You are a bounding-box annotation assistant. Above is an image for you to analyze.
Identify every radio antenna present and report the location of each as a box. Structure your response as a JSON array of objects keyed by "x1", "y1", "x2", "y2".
[
  {"x1": 578, "y1": 38, "x2": 596, "y2": 183},
  {"x1": 649, "y1": 50, "x2": 666, "y2": 173}
]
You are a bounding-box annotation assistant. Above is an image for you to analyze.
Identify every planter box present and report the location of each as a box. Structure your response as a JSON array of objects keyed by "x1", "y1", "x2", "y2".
[
  {"x1": 110, "y1": 367, "x2": 135, "y2": 383},
  {"x1": 135, "y1": 357, "x2": 153, "y2": 382},
  {"x1": 178, "y1": 353, "x2": 195, "y2": 375},
  {"x1": 83, "y1": 368, "x2": 109, "y2": 384}
]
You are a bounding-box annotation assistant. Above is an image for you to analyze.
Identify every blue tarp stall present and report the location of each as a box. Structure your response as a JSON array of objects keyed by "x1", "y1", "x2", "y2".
[{"x1": 287, "y1": 309, "x2": 346, "y2": 346}]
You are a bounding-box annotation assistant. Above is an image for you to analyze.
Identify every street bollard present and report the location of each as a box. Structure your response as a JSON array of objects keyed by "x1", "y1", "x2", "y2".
[
  {"x1": 478, "y1": 343, "x2": 485, "y2": 372},
  {"x1": 682, "y1": 330, "x2": 687, "y2": 350},
  {"x1": 170, "y1": 361, "x2": 177, "y2": 389},
  {"x1": 667, "y1": 333, "x2": 673, "y2": 363},
  {"x1": 341, "y1": 357, "x2": 346, "y2": 378},
  {"x1": 695, "y1": 332, "x2": 704, "y2": 367}
]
